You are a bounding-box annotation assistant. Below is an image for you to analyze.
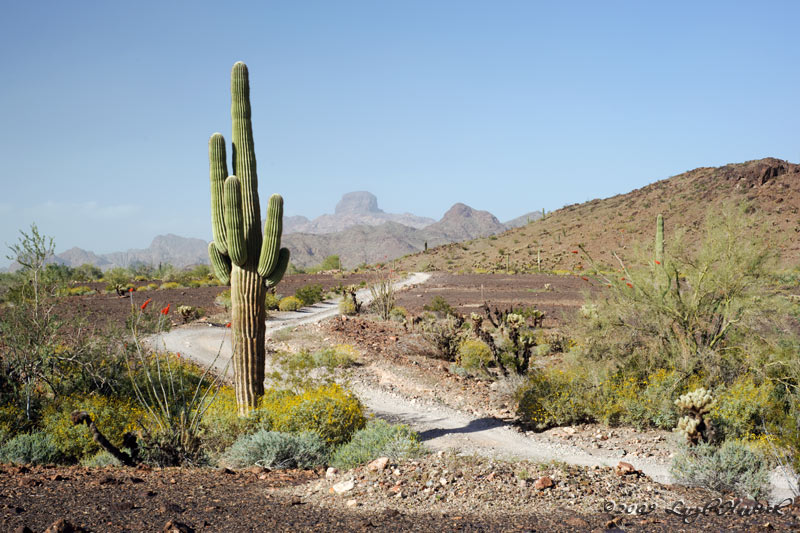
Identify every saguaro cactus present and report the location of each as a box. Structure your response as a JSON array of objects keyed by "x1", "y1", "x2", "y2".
[
  {"x1": 208, "y1": 62, "x2": 290, "y2": 414},
  {"x1": 655, "y1": 214, "x2": 664, "y2": 264}
]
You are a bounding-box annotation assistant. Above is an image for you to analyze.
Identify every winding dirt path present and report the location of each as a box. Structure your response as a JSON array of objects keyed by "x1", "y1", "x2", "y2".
[{"x1": 151, "y1": 272, "x2": 796, "y2": 503}]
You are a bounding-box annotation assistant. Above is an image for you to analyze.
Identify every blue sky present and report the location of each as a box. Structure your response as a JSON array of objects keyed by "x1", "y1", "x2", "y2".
[{"x1": 1, "y1": 1, "x2": 798, "y2": 265}]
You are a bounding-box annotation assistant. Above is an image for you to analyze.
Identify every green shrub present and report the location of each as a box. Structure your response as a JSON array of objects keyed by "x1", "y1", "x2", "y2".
[
  {"x1": 258, "y1": 384, "x2": 366, "y2": 447},
  {"x1": 221, "y1": 430, "x2": 328, "y2": 469},
  {"x1": 264, "y1": 293, "x2": 280, "y2": 310},
  {"x1": 81, "y1": 450, "x2": 122, "y2": 467},
  {"x1": 215, "y1": 289, "x2": 232, "y2": 310},
  {"x1": 710, "y1": 377, "x2": 776, "y2": 441},
  {"x1": 339, "y1": 298, "x2": 357, "y2": 315},
  {"x1": 516, "y1": 369, "x2": 593, "y2": 430},
  {"x1": 458, "y1": 339, "x2": 492, "y2": 371},
  {"x1": 295, "y1": 284, "x2": 324, "y2": 306},
  {"x1": 670, "y1": 441, "x2": 770, "y2": 499},
  {"x1": 330, "y1": 419, "x2": 423, "y2": 469},
  {"x1": 423, "y1": 296, "x2": 456, "y2": 317},
  {"x1": 42, "y1": 394, "x2": 144, "y2": 462},
  {"x1": 0, "y1": 432, "x2": 63, "y2": 465},
  {"x1": 389, "y1": 306, "x2": 407, "y2": 322},
  {"x1": 278, "y1": 296, "x2": 303, "y2": 312},
  {"x1": 312, "y1": 344, "x2": 359, "y2": 368},
  {"x1": 0, "y1": 404, "x2": 29, "y2": 442},
  {"x1": 198, "y1": 386, "x2": 256, "y2": 453},
  {"x1": 159, "y1": 281, "x2": 181, "y2": 290}
]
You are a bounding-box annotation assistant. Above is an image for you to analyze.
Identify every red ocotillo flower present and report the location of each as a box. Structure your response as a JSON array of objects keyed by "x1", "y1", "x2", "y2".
[
  {"x1": 226, "y1": 322, "x2": 232, "y2": 328},
  {"x1": 140, "y1": 298, "x2": 152, "y2": 310},
  {"x1": 626, "y1": 282, "x2": 633, "y2": 288},
  {"x1": 129, "y1": 287, "x2": 134, "y2": 292},
  {"x1": 581, "y1": 276, "x2": 589, "y2": 281},
  {"x1": 654, "y1": 260, "x2": 661, "y2": 265},
  {"x1": 161, "y1": 303, "x2": 170, "y2": 315},
  {"x1": 571, "y1": 250, "x2": 578, "y2": 254}
]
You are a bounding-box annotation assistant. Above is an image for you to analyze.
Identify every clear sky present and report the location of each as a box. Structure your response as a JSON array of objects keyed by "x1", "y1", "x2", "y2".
[{"x1": 1, "y1": 1, "x2": 798, "y2": 266}]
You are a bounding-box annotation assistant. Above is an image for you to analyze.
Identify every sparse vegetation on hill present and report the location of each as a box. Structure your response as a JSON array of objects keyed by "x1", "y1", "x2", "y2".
[{"x1": 395, "y1": 158, "x2": 800, "y2": 273}]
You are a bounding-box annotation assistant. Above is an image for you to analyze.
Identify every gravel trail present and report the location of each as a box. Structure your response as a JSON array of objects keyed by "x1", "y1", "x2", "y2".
[{"x1": 151, "y1": 271, "x2": 797, "y2": 503}]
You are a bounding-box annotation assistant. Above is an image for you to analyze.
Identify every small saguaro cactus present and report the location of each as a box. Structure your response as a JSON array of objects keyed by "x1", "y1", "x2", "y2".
[
  {"x1": 208, "y1": 61, "x2": 290, "y2": 414},
  {"x1": 655, "y1": 214, "x2": 664, "y2": 264}
]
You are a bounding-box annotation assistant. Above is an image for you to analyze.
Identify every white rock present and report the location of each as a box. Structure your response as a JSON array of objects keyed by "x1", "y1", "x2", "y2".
[
  {"x1": 326, "y1": 467, "x2": 338, "y2": 480},
  {"x1": 332, "y1": 479, "x2": 355, "y2": 494}
]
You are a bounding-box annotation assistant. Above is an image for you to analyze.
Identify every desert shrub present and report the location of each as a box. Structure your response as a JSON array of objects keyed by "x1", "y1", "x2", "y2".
[
  {"x1": 574, "y1": 206, "x2": 783, "y2": 386},
  {"x1": 41, "y1": 394, "x2": 144, "y2": 462},
  {"x1": 258, "y1": 384, "x2": 366, "y2": 447},
  {"x1": 264, "y1": 292, "x2": 280, "y2": 310},
  {"x1": 198, "y1": 386, "x2": 257, "y2": 453},
  {"x1": 339, "y1": 298, "x2": 357, "y2": 315},
  {"x1": 0, "y1": 432, "x2": 63, "y2": 465},
  {"x1": 81, "y1": 450, "x2": 122, "y2": 468},
  {"x1": 177, "y1": 305, "x2": 203, "y2": 323},
  {"x1": 710, "y1": 377, "x2": 776, "y2": 441},
  {"x1": 423, "y1": 296, "x2": 456, "y2": 317},
  {"x1": 389, "y1": 306, "x2": 407, "y2": 322},
  {"x1": 516, "y1": 368, "x2": 594, "y2": 430},
  {"x1": 60, "y1": 285, "x2": 96, "y2": 296},
  {"x1": 313, "y1": 344, "x2": 359, "y2": 368},
  {"x1": 307, "y1": 255, "x2": 341, "y2": 274},
  {"x1": 0, "y1": 404, "x2": 29, "y2": 442},
  {"x1": 215, "y1": 289, "x2": 232, "y2": 310},
  {"x1": 295, "y1": 284, "x2": 324, "y2": 306},
  {"x1": 279, "y1": 296, "x2": 303, "y2": 312},
  {"x1": 103, "y1": 267, "x2": 133, "y2": 286},
  {"x1": 158, "y1": 281, "x2": 181, "y2": 290},
  {"x1": 221, "y1": 430, "x2": 327, "y2": 469},
  {"x1": 72, "y1": 263, "x2": 102, "y2": 282},
  {"x1": 670, "y1": 441, "x2": 770, "y2": 499},
  {"x1": 330, "y1": 419, "x2": 423, "y2": 469},
  {"x1": 458, "y1": 339, "x2": 492, "y2": 371},
  {"x1": 421, "y1": 314, "x2": 466, "y2": 361}
]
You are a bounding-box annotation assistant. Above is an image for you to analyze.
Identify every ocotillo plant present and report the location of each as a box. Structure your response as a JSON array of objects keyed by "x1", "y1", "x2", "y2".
[
  {"x1": 655, "y1": 214, "x2": 664, "y2": 264},
  {"x1": 208, "y1": 62, "x2": 290, "y2": 414}
]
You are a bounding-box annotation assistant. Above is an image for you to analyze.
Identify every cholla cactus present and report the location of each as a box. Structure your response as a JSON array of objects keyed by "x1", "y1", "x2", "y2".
[{"x1": 674, "y1": 387, "x2": 716, "y2": 445}]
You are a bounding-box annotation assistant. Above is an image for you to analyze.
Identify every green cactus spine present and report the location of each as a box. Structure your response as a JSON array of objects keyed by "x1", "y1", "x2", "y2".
[
  {"x1": 208, "y1": 61, "x2": 290, "y2": 414},
  {"x1": 655, "y1": 214, "x2": 664, "y2": 264}
]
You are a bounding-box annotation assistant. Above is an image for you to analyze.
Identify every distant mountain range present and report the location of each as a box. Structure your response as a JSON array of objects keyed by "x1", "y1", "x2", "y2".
[{"x1": 24, "y1": 192, "x2": 541, "y2": 272}]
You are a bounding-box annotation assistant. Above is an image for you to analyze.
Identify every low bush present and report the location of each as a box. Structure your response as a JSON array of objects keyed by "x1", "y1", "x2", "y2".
[
  {"x1": 421, "y1": 314, "x2": 466, "y2": 361},
  {"x1": 295, "y1": 284, "x2": 324, "y2": 306},
  {"x1": 221, "y1": 430, "x2": 328, "y2": 469},
  {"x1": 81, "y1": 450, "x2": 122, "y2": 467},
  {"x1": 389, "y1": 306, "x2": 407, "y2": 322},
  {"x1": 215, "y1": 289, "x2": 232, "y2": 310},
  {"x1": 458, "y1": 339, "x2": 492, "y2": 371},
  {"x1": 264, "y1": 293, "x2": 280, "y2": 310},
  {"x1": 258, "y1": 384, "x2": 366, "y2": 447},
  {"x1": 198, "y1": 386, "x2": 256, "y2": 453},
  {"x1": 278, "y1": 296, "x2": 303, "y2": 312},
  {"x1": 710, "y1": 377, "x2": 776, "y2": 441},
  {"x1": 516, "y1": 368, "x2": 593, "y2": 430},
  {"x1": 158, "y1": 281, "x2": 181, "y2": 290},
  {"x1": 330, "y1": 419, "x2": 423, "y2": 469},
  {"x1": 423, "y1": 296, "x2": 456, "y2": 317},
  {"x1": 41, "y1": 394, "x2": 144, "y2": 462},
  {"x1": 339, "y1": 298, "x2": 357, "y2": 316},
  {"x1": 0, "y1": 432, "x2": 63, "y2": 465},
  {"x1": 670, "y1": 441, "x2": 770, "y2": 499}
]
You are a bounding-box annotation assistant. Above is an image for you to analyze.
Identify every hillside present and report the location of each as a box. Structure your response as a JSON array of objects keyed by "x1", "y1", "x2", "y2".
[{"x1": 394, "y1": 158, "x2": 800, "y2": 273}]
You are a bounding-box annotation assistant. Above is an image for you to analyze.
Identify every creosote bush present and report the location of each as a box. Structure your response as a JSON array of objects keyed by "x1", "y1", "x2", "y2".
[
  {"x1": 0, "y1": 432, "x2": 63, "y2": 465},
  {"x1": 278, "y1": 296, "x2": 303, "y2": 312},
  {"x1": 257, "y1": 384, "x2": 366, "y2": 447}
]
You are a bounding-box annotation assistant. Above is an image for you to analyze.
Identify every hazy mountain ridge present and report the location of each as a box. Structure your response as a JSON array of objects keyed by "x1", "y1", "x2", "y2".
[
  {"x1": 42, "y1": 194, "x2": 512, "y2": 271},
  {"x1": 283, "y1": 191, "x2": 435, "y2": 234}
]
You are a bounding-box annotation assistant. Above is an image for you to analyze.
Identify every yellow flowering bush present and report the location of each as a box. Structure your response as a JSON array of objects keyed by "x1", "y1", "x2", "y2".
[
  {"x1": 458, "y1": 339, "x2": 492, "y2": 371},
  {"x1": 42, "y1": 394, "x2": 145, "y2": 461},
  {"x1": 710, "y1": 377, "x2": 777, "y2": 440},
  {"x1": 258, "y1": 384, "x2": 366, "y2": 446}
]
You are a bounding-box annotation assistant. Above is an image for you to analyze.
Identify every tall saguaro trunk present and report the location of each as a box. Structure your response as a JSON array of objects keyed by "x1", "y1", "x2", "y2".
[{"x1": 208, "y1": 62, "x2": 290, "y2": 414}]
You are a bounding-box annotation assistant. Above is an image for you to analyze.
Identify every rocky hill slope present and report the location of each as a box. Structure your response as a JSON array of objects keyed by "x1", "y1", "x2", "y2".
[{"x1": 395, "y1": 158, "x2": 800, "y2": 273}]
